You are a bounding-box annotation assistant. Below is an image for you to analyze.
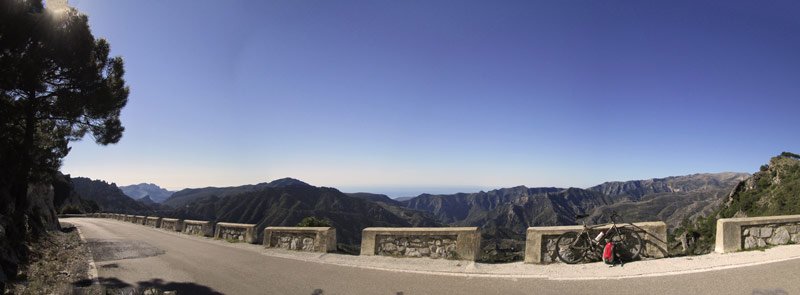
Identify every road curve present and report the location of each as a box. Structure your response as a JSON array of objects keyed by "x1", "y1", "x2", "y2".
[{"x1": 68, "y1": 218, "x2": 799, "y2": 295}]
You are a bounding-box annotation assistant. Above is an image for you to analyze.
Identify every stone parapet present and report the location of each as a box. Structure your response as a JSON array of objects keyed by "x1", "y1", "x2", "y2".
[
  {"x1": 360, "y1": 227, "x2": 481, "y2": 261},
  {"x1": 123, "y1": 215, "x2": 134, "y2": 222},
  {"x1": 715, "y1": 215, "x2": 800, "y2": 253},
  {"x1": 182, "y1": 219, "x2": 214, "y2": 237},
  {"x1": 524, "y1": 221, "x2": 668, "y2": 264},
  {"x1": 145, "y1": 216, "x2": 161, "y2": 228},
  {"x1": 263, "y1": 227, "x2": 336, "y2": 253},
  {"x1": 133, "y1": 215, "x2": 146, "y2": 225},
  {"x1": 160, "y1": 218, "x2": 183, "y2": 232},
  {"x1": 214, "y1": 222, "x2": 256, "y2": 243}
]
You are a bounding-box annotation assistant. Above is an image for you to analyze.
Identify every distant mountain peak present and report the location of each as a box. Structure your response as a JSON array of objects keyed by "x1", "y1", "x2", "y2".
[
  {"x1": 120, "y1": 182, "x2": 174, "y2": 203},
  {"x1": 267, "y1": 177, "x2": 311, "y2": 187}
]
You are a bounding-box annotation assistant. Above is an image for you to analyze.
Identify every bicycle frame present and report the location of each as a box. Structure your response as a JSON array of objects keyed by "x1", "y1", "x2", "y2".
[{"x1": 571, "y1": 214, "x2": 633, "y2": 249}]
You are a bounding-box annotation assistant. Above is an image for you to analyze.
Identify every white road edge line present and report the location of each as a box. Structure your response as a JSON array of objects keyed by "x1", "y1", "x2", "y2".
[{"x1": 73, "y1": 224, "x2": 100, "y2": 286}]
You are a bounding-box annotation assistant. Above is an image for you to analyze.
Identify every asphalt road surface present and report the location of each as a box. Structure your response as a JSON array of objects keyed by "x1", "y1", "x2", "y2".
[{"x1": 69, "y1": 218, "x2": 800, "y2": 295}]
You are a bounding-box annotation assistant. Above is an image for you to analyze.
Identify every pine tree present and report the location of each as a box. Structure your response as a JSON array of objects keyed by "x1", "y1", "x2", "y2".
[{"x1": 0, "y1": 0, "x2": 129, "y2": 282}]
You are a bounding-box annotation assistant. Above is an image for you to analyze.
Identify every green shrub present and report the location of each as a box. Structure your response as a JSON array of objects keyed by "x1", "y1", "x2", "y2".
[
  {"x1": 297, "y1": 216, "x2": 331, "y2": 227},
  {"x1": 780, "y1": 151, "x2": 800, "y2": 159}
]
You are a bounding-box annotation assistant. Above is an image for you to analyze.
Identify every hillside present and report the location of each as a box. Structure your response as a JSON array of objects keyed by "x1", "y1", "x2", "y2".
[
  {"x1": 720, "y1": 153, "x2": 800, "y2": 218},
  {"x1": 71, "y1": 177, "x2": 154, "y2": 214},
  {"x1": 52, "y1": 173, "x2": 99, "y2": 214},
  {"x1": 163, "y1": 178, "x2": 309, "y2": 208},
  {"x1": 587, "y1": 172, "x2": 749, "y2": 227},
  {"x1": 346, "y1": 192, "x2": 400, "y2": 205},
  {"x1": 119, "y1": 183, "x2": 174, "y2": 203},
  {"x1": 675, "y1": 153, "x2": 800, "y2": 255},
  {"x1": 402, "y1": 187, "x2": 564, "y2": 224},
  {"x1": 170, "y1": 184, "x2": 441, "y2": 253}
]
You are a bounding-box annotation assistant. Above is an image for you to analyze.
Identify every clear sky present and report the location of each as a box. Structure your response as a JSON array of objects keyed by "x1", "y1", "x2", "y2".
[{"x1": 61, "y1": 0, "x2": 800, "y2": 197}]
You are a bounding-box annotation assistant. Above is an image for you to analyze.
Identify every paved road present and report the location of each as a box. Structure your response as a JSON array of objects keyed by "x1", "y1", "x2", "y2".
[{"x1": 69, "y1": 218, "x2": 799, "y2": 295}]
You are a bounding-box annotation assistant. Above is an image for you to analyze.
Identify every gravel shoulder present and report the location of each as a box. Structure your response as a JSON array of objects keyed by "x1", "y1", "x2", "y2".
[{"x1": 5, "y1": 222, "x2": 102, "y2": 295}]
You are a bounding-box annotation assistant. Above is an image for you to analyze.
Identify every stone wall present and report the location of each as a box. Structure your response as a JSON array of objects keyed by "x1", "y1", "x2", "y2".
[
  {"x1": 145, "y1": 216, "x2": 161, "y2": 228},
  {"x1": 214, "y1": 222, "x2": 256, "y2": 243},
  {"x1": 361, "y1": 227, "x2": 481, "y2": 261},
  {"x1": 716, "y1": 215, "x2": 800, "y2": 253},
  {"x1": 182, "y1": 220, "x2": 214, "y2": 237},
  {"x1": 133, "y1": 215, "x2": 146, "y2": 225},
  {"x1": 263, "y1": 227, "x2": 336, "y2": 253},
  {"x1": 160, "y1": 218, "x2": 183, "y2": 232},
  {"x1": 742, "y1": 224, "x2": 800, "y2": 249},
  {"x1": 525, "y1": 222, "x2": 668, "y2": 264},
  {"x1": 376, "y1": 235, "x2": 459, "y2": 259}
]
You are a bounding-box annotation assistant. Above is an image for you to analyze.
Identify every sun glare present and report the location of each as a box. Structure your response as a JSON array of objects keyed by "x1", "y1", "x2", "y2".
[{"x1": 45, "y1": 0, "x2": 70, "y2": 17}]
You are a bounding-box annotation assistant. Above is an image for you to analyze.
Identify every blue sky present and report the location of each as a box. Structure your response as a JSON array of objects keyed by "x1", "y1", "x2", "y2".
[{"x1": 61, "y1": 0, "x2": 800, "y2": 196}]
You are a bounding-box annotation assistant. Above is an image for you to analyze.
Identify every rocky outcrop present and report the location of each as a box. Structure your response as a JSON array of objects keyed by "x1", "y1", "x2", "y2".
[{"x1": 720, "y1": 154, "x2": 800, "y2": 219}]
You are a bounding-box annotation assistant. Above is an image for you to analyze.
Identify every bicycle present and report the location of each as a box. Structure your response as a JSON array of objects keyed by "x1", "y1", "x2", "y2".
[{"x1": 555, "y1": 211, "x2": 643, "y2": 264}]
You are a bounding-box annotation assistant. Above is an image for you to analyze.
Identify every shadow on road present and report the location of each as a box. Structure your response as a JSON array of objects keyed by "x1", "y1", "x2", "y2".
[{"x1": 72, "y1": 277, "x2": 223, "y2": 294}]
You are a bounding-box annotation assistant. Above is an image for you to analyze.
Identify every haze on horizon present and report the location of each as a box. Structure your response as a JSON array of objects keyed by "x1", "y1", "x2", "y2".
[{"x1": 61, "y1": 0, "x2": 800, "y2": 196}]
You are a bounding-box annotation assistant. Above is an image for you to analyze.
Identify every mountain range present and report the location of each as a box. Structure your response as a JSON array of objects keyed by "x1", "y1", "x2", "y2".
[
  {"x1": 165, "y1": 180, "x2": 441, "y2": 253},
  {"x1": 71, "y1": 177, "x2": 156, "y2": 215},
  {"x1": 162, "y1": 178, "x2": 310, "y2": 208},
  {"x1": 119, "y1": 183, "x2": 174, "y2": 203}
]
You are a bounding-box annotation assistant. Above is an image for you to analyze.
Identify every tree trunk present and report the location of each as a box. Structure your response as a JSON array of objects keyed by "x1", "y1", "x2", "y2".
[{"x1": 9, "y1": 92, "x2": 37, "y2": 240}]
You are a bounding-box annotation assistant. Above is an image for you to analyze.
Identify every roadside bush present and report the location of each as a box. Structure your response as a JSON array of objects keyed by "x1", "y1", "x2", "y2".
[{"x1": 297, "y1": 216, "x2": 331, "y2": 227}]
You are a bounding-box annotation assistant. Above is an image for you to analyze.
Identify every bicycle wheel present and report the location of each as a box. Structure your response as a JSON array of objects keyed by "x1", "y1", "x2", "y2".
[
  {"x1": 556, "y1": 231, "x2": 590, "y2": 264},
  {"x1": 608, "y1": 227, "x2": 643, "y2": 261}
]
